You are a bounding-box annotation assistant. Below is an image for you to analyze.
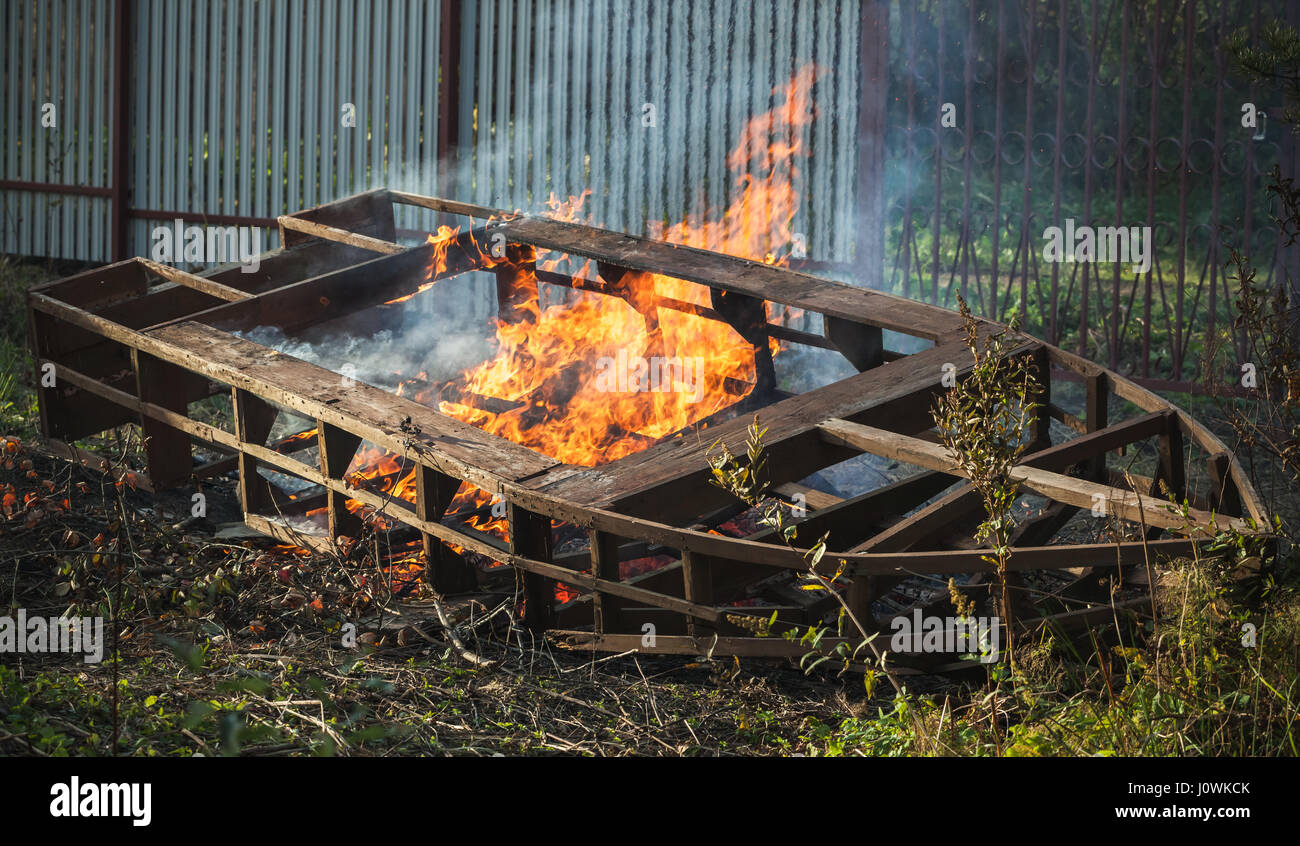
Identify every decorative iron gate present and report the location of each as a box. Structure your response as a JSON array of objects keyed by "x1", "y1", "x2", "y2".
[{"x1": 882, "y1": 0, "x2": 1300, "y2": 391}]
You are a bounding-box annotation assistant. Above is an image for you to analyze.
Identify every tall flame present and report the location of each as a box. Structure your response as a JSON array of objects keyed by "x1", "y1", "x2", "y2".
[{"x1": 340, "y1": 66, "x2": 825, "y2": 597}]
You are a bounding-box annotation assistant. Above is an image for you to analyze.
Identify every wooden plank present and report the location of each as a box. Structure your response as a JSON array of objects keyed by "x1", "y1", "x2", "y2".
[
  {"x1": 133, "y1": 350, "x2": 195, "y2": 489},
  {"x1": 143, "y1": 321, "x2": 557, "y2": 487},
  {"x1": 538, "y1": 341, "x2": 1001, "y2": 522},
  {"x1": 816, "y1": 419, "x2": 1249, "y2": 534},
  {"x1": 276, "y1": 215, "x2": 404, "y2": 255},
  {"x1": 389, "y1": 190, "x2": 511, "y2": 222},
  {"x1": 318, "y1": 422, "x2": 363, "y2": 540},
  {"x1": 232, "y1": 388, "x2": 277, "y2": 514},
  {"x1": 681, "y1": 550, "x2": 714, "y2": 636},
  {"x1": 771, "y1": 482, "x2": 843, "y2": 511},
  {"x1": 481, "y1": 210, "x2": 969, "y2": 337},
  {"x1": 138, "y1": 257, "x2": 251, "y2": 303},
  {"x1": 416, "y1": 465, "x2": 475, "y2": 593},
  {"x1": 1085, "y1": 372, "x2": 1109, "y2": 481},
  {"x1": 277, "y1": 189, "x2": 397, "y2": 250},
  {"x1": 824, "y1": 315, "x2": 884, "y2": 371},
  {"x1": 589, "y1": 529, "x2": 624, "y2": 635},
  {"x1": 510, "y1": 504, "x2": 556, "y2": 631}
]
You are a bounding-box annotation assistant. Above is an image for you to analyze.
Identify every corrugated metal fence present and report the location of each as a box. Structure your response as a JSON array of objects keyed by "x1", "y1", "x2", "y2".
[
  {"x1": 453, "y1": 0, "x2": 862, "y2": 267},
  {"x1": 1, "y1": 0, "x2": 864, "y2": 268},
  {"x1": 4, "y1": 0, "x2": 1296, "y2": 392},
  {"x1": 1, "y1": 0, "x2": 452, "y2": 260}
]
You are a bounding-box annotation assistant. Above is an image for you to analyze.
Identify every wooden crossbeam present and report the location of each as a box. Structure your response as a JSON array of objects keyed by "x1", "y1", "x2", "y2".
[
  {"x1": 1045, "y1": 345, "x2": 1269, "y2": 525},
  {"x1": 817, "y1": 418, "x2": 1247, "y2": 534},
  {"x1": 138, "y1": 257, "x2": 251, "y2": 303},
  {"x1": 276, "y1": 215, "x2": 405, "y2": 255},
  {"x1": 540, "y1": 341, "x2": 1004, "y2": 523},
  {"x1": 495, "y1": 212, "x2": 968, "y2": 338}
]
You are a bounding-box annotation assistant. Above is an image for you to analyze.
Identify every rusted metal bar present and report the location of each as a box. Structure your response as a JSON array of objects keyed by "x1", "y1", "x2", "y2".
[
  {"x1": 1174, "y1": 0, "x2": 1194, "y2": 379},
  {"x1": 1111, "y1": 0, "x2": 1130, "y2": 371},
  {"x1": 110, "y1": 0, "x2": 130, "y2": 261},
  {"x1": 1142, "y1": 0, "x2": 1161, "y2": 379},
  {"x1": 0, "y1": 179, "x2": 114, "y2": 198},
  {"x1": 855, "y1": 0, "x2": 888, "y2": 291},
  {"x1": 1049, "y1": 0, "x2": 1066, "y2": 347}
]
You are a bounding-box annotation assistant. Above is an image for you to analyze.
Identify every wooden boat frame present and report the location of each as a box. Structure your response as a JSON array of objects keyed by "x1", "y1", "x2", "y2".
[{"x1": 27, "y1": 188, "x2": 1267, "y2": 665}]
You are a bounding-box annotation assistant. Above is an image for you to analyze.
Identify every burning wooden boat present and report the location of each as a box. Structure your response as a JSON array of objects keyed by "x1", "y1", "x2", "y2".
[{"x1": 27, "y1": 187, "x2": 1267, "y2": 665}]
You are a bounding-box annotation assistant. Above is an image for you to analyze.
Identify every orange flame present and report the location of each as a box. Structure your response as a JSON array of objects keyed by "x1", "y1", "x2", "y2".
[{"x1": 341, "y1": 66, "x2": 825, "y2": 597}]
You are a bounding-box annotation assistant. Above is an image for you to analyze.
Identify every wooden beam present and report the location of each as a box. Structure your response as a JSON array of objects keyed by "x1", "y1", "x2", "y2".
[
  {"x1": 138, "y1": 258, "x2": 251, "y2": 303},
  {"x1": 1207, "y1": 452, "x2": 1242, "y2": 517},
  {"x1": 276, "y1": 215, "x2": 405, "y2": 255},
  {"x1": 681, "y1": 550, "x2": 715, "y2": 636},
  {"x1": 231, "y1": 388, "x2": 278, "y2": 514},
  {"x1": 816, "y1": 418, "x2": 1248, "y2": 534},
  {"x1": 132, "y1": 350, "x2": 195, "y2": 489},
  {"x1": 317, "y1": 422, "x2": 363, "y2": 541},
  {"x1": 825, "y1": 315, "x2": 884, "y2": 371},
  {"x1": 1085, "y1": 371, "x2": 1109, "y2": 481},
  {"x1": 416, "y1": 465, "x2": 475, "y2": 593},
  {"x1": 510, "y1": 505, "x2": 556, "y2": 631},
  {"x1": 590, "y1": 530, "x2": 624, "y2": 636},
  {"x1": 493, "y1": 214, "x2": 967, "y2": 338}
]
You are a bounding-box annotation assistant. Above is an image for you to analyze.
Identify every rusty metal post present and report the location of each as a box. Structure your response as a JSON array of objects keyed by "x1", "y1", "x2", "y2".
[
  {"x1": 110, "y1": 0, "x2": 130, "y2": 261},
  {"x1": 855, "y1": 0, "x2": 888, "y2": 291}
]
